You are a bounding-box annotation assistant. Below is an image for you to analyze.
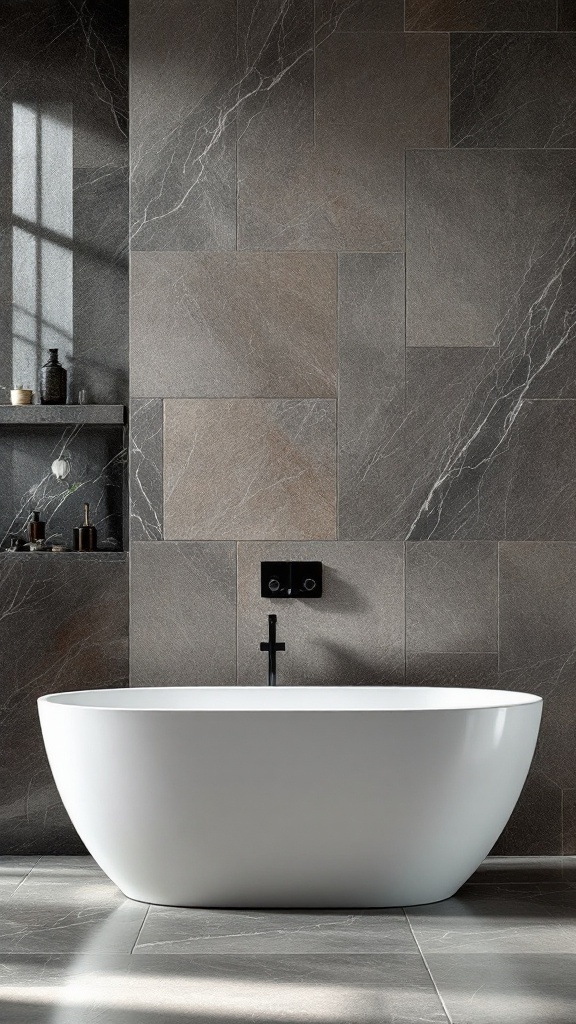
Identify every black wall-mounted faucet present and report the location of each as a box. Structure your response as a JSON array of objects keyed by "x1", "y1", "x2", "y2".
[{"x1": 260, "y1": 614, "x2": 285, "y2": 686}]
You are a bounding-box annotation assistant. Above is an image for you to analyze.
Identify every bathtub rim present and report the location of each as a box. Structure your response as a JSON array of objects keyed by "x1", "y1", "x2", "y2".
[{"x1": 38, "y1": 685, "x2": 543, "y2": 713}]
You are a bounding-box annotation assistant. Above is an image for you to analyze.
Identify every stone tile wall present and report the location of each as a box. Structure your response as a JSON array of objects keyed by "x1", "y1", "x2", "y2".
[
  {"x1": 0, "y1": 2, "x2": 129, "y2": 852},
  {"x1": 130, "y1": 0, "x2": 576, "y2": 855}
]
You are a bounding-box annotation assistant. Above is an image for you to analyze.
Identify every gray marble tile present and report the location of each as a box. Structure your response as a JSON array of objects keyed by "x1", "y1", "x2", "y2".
[
  {"x1": 469, "y1": 857, "x2": 576, "y2": 885},
  {"x1": 406, "y1": 884, "x2": 576, "y2": 954},
  {"x1": 130, "y1": 0, "x2": 236, "y2": 250},
  {"x1": 406, "y1": 150, "x2": 576, "y2": 350},
  {"x1": 0, "y1": 952, "x2": 449, "y2": 1024},
  {"x1": 0, "y1": 407, "x2": 125, "y2": 426},
  {"x1": 411, "y1": 388, "x2": 576, "y2": 542},
  {"x1": 451, "y1": 33, "x2": 576, "y2": 149},
  {"x1": 130, "y1": 541, "x2": 236, "y2": 686},
  {"x1": 134, "y1": 906, "x2": 417, "y2": 955},
  {"x1": 0, "y1": 425, "x2": 126, "y2": 552},
  {"x1": 163, "y1": 400, "x2": 337, "y2": 541},
  {"x1": 130, "y1": 253, "x2": 337, "y2": 398},
  {"x1": 338, "y1": 253, "x2": 405, "y2": 540},
  {"x1": 0, "y1": 553, "x2": 128, "y2": 854},
  {"x1": 340, "y1": 358, "x2": 576, "y2": 543},
  {"x1": 315, "y1": 33, "x2": 448, "y2": 148},
  {"x1": 492, "y1": 769, "x2": 563, "y2": 857},
  {"x1": 406, "y1": 654, "x2": 499, "y2": 688},
  {"x1": 72, "y1": 168, "x2": 128, "y2": 405},
  {"x1": 238, "y1": 27, "x2": 447, "y2": 251},
  {"x1": 496, "y1": 539, "x2": 576, "y2": 857},
  {"x1": 0, "y1": 5, "x2": 129, "y2": 416},
  {"x1": 129, "y1": 399, "x2": 163, "y2": 542},
  {"x1": 405, "y1": 0, "x2": 556, "y2": 30},
  {"x1": 0, "y1": 859, "x2": 39, "y2": 900},
  {"x1": 0, "y1": 857, "x2": 146, "y2": 955},
  {"x1": 564, "y1": 793, "x2": 576, "y2": 855},
  {"x1": 315, "y1": 0, "x2": 403, "y2": 32},
  {"x1": 406, "y1": 542, "x2": 498, "y2": 654},
  {"x1": 339, "y1": 347, "x2": 505, "y2": 541},
  {"x1": 498, "y1": 401, "x2": 576, "y2": 541},
  {"x1": 559, "y1": 1, "x2": 576, "y2": 30},
  {"x1": 425, "y1": 953, "x2": 576, "y2": 1024},
  {"x1": 499, "y1": 543, "x2": 576, "y2": 791},
  {"x1": 237, "y1": 541, "x2": 404, "y2": 687},
  {"x1": 0, "y1": 1, "x2": 128, "y2": 169},
  {"x1": 238, "y1": 33, "x2": 380, "y2": 251}
]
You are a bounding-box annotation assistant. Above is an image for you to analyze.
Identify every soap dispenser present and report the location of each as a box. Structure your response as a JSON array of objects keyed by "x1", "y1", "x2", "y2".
[{"x1": 74, "y1": 503, "x2": 97, "y2": 551}]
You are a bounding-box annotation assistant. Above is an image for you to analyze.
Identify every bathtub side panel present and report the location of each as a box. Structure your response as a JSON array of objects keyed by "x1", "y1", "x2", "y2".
[{"x1": 38, "y1": 703, "x2": 541, "y2": 906}]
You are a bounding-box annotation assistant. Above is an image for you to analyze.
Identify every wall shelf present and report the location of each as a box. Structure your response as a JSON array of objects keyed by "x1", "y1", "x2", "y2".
[
  {"x1": 0, "y1": 405, "x2": 125, "y2": 426},
  {"x1": 0, "y1": 550, "x2": 127, "y2": 559}
]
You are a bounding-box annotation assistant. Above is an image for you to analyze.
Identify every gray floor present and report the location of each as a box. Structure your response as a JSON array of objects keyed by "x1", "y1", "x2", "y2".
[{"x1": 0, "y1": 857, "x2": 575, "y2": 1023}]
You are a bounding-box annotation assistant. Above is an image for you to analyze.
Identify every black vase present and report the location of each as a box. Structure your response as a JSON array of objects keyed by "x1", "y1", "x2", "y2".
[{"x1": 40, "y1": 349, "x2": 67, "y2": 405}]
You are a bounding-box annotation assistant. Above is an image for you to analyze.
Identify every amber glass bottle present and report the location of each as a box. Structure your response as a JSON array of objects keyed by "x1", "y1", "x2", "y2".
[
  {"x1": 28, "y1": 510, "x2": 45, "y2": 543},
  {"x1": 75, "y1": 503, "x2": 97, "y2": 551}
]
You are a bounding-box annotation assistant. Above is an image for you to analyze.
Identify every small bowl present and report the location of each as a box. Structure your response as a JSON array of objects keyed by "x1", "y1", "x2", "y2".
[{"x1": 10, "y1": 389, "x2": 33, "y2": 405}]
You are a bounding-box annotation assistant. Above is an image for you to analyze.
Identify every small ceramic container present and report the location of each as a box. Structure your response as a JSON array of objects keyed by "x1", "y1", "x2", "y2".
[{"x1": 10, "y1": 389, "x2": 33, "y2": 405}]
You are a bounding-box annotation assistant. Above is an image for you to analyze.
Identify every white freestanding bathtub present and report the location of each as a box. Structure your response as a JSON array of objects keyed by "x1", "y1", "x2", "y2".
[{"x1": 38, "y1": 686, "x2": 542, "y2": 908}]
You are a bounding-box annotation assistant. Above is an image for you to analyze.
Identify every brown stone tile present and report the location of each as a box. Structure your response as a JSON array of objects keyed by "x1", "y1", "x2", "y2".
[
  {"x1": 130, "y1": 253, "x2": 337, "y2": 398},
  {"x1": 163, "y1": 400, "x2": 337, "y2": 540}
]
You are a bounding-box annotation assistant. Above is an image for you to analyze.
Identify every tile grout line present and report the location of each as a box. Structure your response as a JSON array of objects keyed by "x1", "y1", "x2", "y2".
[
  {"x1": 403, "y1": 137, "x2": 407, "y2": 680},
  {"x1": 557, "y1": 782, "x2": 561, "y2": 856},
  {"x1": 330, "y1": 29, "x2": 566, "y2": 34},
  {"x1": 236, "y1": 540, "x2": 239, "y2": 684},
  {"x1": 403, "y1": 152, "x2": 407, "y2": 410},
  {"x1": 497, "y1": 541, "x2": 500, "y2": 678},
  {"x1": 336, "y1": 254, "x2": 340, "y2": 538},
  {"x1": 447, "y1": 31, "x2": 451, "y2": 148},
  {"x1": 404, "y1": 910, "x2": 454, "y2": 1023},
  {"x1": 313, "y1": 0, "x2": 316, "y2": 147},
  {"x1": 235, "y1": 0, "x2": 239, "y2": 252},
  {"x1": 130, "y1": 903, "x2": 151, "y2": 954},
  {"x1": 403, "y1": 540, "x2": 407, "y2": 681}
]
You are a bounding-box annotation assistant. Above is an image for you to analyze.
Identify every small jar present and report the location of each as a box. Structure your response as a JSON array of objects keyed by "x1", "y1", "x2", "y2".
[{"x1": 10, "y1": 388, "x2": 33, "y2": 405}]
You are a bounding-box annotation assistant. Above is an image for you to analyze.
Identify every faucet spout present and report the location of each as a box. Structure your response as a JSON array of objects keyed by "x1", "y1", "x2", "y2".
[{"x1": 260, "y1": 613, "x2": 286, "y2": 686}]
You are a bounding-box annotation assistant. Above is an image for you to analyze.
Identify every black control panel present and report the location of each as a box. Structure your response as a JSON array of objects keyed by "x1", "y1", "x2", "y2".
[{"x1": 261, "y1": 561, "x2": 323, "y2": 598}]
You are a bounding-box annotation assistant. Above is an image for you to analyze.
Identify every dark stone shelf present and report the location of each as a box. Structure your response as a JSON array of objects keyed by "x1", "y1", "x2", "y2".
[
  {"x1": 0, "y1": 550, "x2": 127, "y2": 558},
  {"x1": 0, "y1": 405, "x2": 125, "y2": 425}
]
